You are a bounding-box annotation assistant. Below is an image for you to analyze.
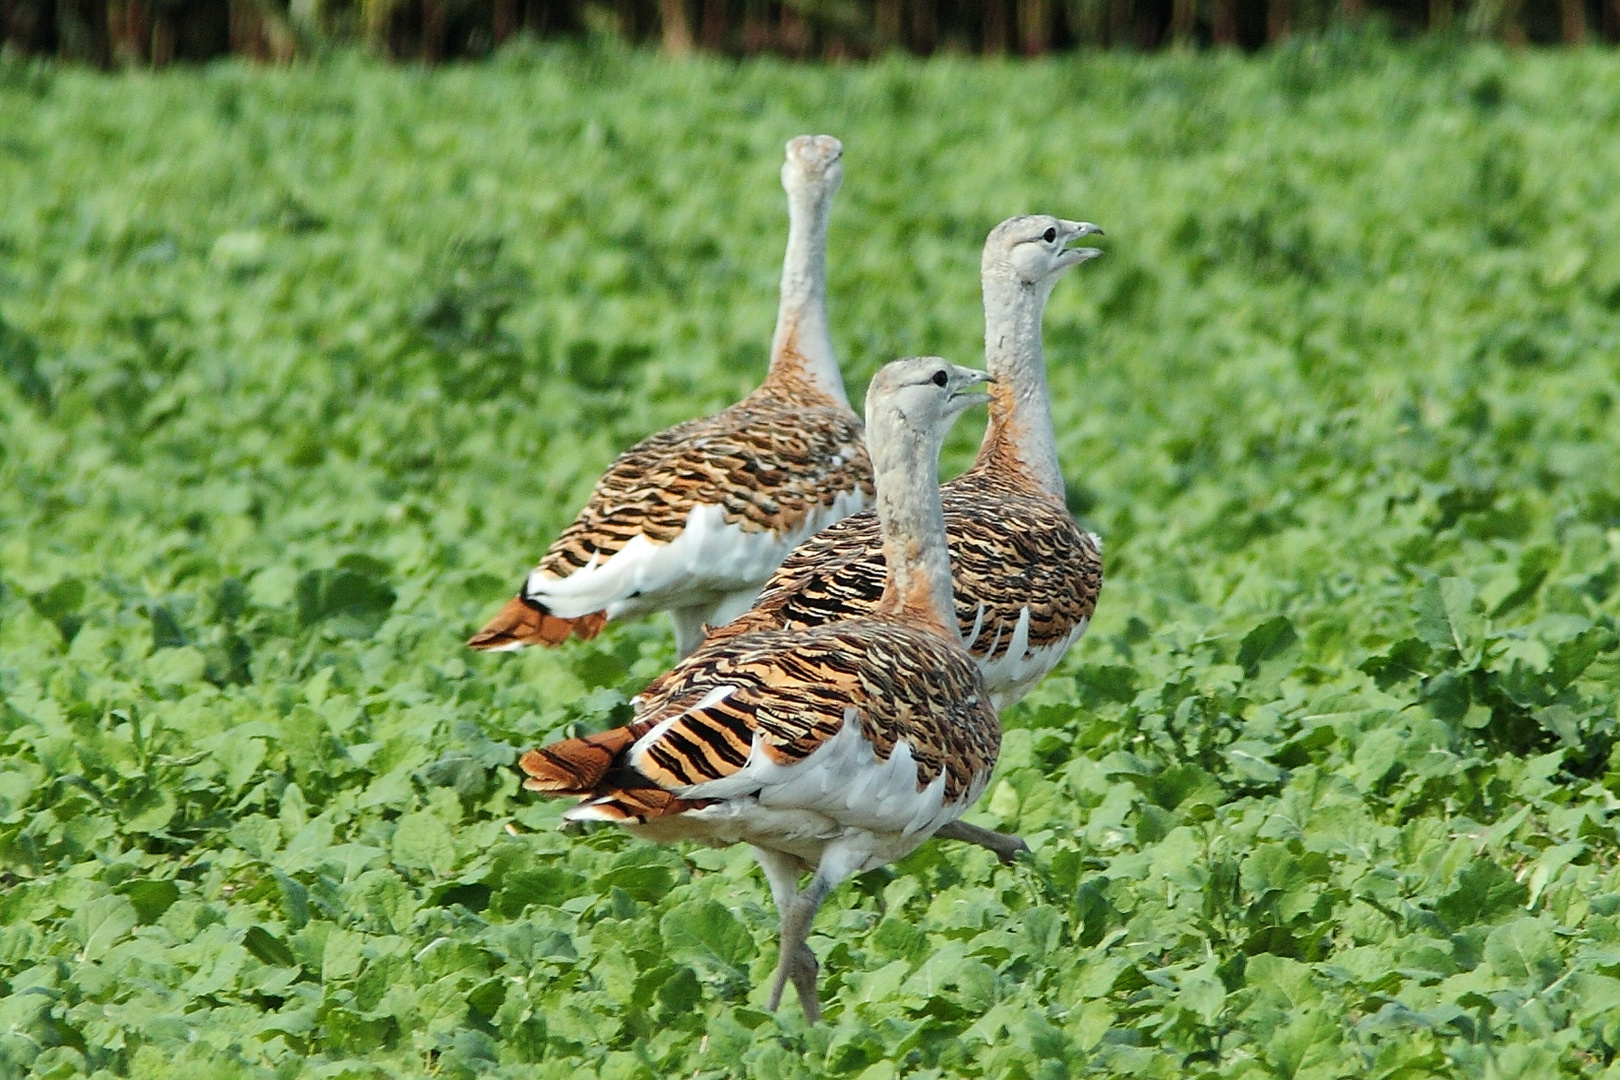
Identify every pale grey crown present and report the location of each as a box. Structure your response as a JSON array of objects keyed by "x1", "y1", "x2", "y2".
[
  {"x1": 866, "y1": 357, "x2": 993, "y2": 434},
  {"x1": 783, "y1": 135, "x2": 844, "y2": 199},
  {"x1": 982, "y1": 214, "x2": 1105, "y2": 285}
]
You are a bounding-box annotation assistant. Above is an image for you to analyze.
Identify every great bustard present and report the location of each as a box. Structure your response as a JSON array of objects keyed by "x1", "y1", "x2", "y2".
[
  {"x1": 661, "y1": 216, "x2": 1104, "y2": 862},
  {"x1": 469, "y1": 136, "x2": 870, "y2": 659},
  {"x1": 709, "y1": 215, "x2": 1104, "y2": 707},
  {"x1": 516, "y1": 358, "x2": 1001, "y2": 1023}
]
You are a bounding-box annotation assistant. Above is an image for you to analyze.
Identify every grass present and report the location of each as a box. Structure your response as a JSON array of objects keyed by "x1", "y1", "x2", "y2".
[{"x1": 2, "y1": 38, "x2": 1620, "y2": 1080}]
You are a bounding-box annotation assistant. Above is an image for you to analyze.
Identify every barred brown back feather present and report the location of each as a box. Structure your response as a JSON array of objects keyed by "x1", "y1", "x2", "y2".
[
  {"x1": 470, "y1": 378, "x2": 871, "y2": 648},
  {"x1": 538, "y1": 382, "x2": 869, "y2": 574},
  {"x1": 700, "y1": 465, "x2": 1102, "y2": 669},
  {"x1": 520, "y1": 618, "x2": 998, "y2": 824}
]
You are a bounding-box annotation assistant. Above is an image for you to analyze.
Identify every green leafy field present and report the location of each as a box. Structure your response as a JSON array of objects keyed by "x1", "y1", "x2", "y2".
[{"x1": 3, "y1": 41, "x2": 1620, "y2": 1079}]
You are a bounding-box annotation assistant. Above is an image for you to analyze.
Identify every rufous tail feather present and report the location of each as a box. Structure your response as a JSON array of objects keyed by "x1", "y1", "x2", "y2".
[
  {"x1": 518, "y1": 726, "x2": 642, "y2": 793},
  {"x1": 567, "y1": 788, "x2": 713, "y2": 822},
  {"x1": 468, "y1": 596, "x2": 607, "y2": 650}
]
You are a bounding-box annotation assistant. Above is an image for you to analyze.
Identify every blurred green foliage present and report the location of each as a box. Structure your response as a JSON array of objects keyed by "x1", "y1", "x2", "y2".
[{"x1": 2, "y1": 40, "x2": 1620, "y2": 1080}]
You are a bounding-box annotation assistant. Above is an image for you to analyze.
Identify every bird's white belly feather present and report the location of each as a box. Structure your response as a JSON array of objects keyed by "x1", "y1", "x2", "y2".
[
  {"x1": 527, "y1": 488, "x2": 869, "y2": 621},
  {"x1": 972, "y1": 610, "x2": 1091, "y2": 710},
  {"x1": 629, "y1": 713, "x2": 986, "y2": 872}
]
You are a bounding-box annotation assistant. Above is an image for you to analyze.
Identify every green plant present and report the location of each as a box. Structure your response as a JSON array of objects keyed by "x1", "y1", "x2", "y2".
[{"x1": 2, "y1": 43, "x2": 1619, "y2": 1079}]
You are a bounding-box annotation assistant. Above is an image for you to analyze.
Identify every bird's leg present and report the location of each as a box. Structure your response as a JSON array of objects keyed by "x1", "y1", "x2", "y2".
[
  {"x1": 934, "y1": 820, "x2": 1030, "y2": 864},
  {"x1": 752, "y1": 846, "x2": 803, "y2": 920},
  {"x1": 669, "y1": 601, "x2": 721, "y2": 659},
  {"x1": 754, "y1": 846, "x2": 817, "y2": 1014},
  {"x1": 769, "y1": 869, "x2": 836, "y2": 1023},
  {"x1": 786, "y1": 940, "x2": 819, "y2": 1020}
]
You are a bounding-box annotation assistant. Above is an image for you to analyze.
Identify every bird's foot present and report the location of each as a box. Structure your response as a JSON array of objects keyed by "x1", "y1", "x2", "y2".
[
  {"x1": 934, "y1": 820, "x2": 1030, "y2": 865},
  {"x1": 789, "y1": 943, "x2": 821, "y2": 1023},
  {"x1": 767, "y1": 942, "x2": 822, "y2": 1022}
]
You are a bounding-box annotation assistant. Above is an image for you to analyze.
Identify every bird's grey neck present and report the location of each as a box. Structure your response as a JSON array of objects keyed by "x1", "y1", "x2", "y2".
[
  {"x1": 767, "y1": 191, "x2": 847, "y2": 406},
  {"x1": 975, "y1": 274, "x2": 1064, "y2": 499},
  {"x1": 870, "y1": 413, "x2": 958, "y2": 639}
]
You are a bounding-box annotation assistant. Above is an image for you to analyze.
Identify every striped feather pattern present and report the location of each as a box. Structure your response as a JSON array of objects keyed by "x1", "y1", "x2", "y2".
[
  {"x1": 471, "y1": 367, "x2": 871, "y2": 650},
  {"x1": 542, "y1": 377, "x2": 868, "y2": 573},
  {"x1": 700, "y1": 467, "x2": 1101, "y2": 693},
  {"x1": 518, "y1": 617, "x2": 998, "y2": 822}
]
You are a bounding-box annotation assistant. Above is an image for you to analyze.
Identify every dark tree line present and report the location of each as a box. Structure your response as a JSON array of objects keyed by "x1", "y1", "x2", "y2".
[{"x1": 2, "y1": 0, "x2": 1616, "y2": 64}]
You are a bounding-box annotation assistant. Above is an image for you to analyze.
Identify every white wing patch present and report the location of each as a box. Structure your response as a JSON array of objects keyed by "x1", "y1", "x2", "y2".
[
  {"x1": 975, "y1": 612, "x2": 1092, "y2": 710},
  {"x1": 524, "y1": 487, "x2": 869, "y2": 622},
  {"x1": 671, "y1": 712, "x2": 973, "y2": 840}
]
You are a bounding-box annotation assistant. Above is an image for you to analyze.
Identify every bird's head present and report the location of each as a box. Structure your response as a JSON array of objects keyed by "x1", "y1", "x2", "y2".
[
  {"x1": 982, "y1": 215, "x2": 1104, "y2": 286},
  {"x1": 867, "y1": 356, "x2": 994, "y2": 437},
  {"x1": 782, "y1": 135, "x2": 844, "y2": 204}
]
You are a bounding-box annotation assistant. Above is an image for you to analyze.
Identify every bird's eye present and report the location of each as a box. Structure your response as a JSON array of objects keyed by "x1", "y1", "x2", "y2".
[
  {"x1": 932, "y1": 370, "x2": 948, "y2": 387},
  {"x1": 1043, "y1": 227, "x2": 1058, "y2": 243}
]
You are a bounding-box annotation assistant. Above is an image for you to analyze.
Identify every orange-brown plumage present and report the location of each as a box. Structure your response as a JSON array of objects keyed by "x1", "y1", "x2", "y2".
[
  {"x1": 468, "y1": 597, "x2": 607, "y2": 650},
  {"x1": 468, "y1": 136, "x2": 866, "y2": 660},
  {"x1": 518, "y1": 724, "x2": 646, "y2": 794},
  {"x1": 513, "y1": 359, "x2": 1003, "y2": 1023}
]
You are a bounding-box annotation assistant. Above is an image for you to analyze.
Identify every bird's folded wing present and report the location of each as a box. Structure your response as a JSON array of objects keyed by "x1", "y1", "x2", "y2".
[
  {"x1": 629, "y1": 628, "x2": 996, "y2": 806},
  {"x1": 523, "y1": 625, "x2": 998, "y2": 830},
  {"x1": 720, "y1": 480, "x2": 1102, "y2": 661},
  {"x1": 524, "y1": 399, "x2": 871, "y2": 597}
]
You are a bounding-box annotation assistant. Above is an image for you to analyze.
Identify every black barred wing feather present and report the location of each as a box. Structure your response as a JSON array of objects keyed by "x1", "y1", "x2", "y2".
[
  {"x1": 474, "y1": 386, "x2": 873, "y2": 651},
  {"x1": 525, "y1": 622, "x2": 999, "y2": 822},
  {"x1": 538, "y1": 393, "x2": 871, "y2": 578},
  {"x1": 722, "y1": 472, "x2": 1102, "y2": 666}
]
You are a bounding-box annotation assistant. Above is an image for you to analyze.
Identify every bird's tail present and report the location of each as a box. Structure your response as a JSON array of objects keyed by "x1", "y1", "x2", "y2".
[
  {"x1": 563, "y1": 788, "x2": 712, "y2": 823},
  {"x1": 518, "y1": 726, "x2": 642, "y2": 794},
  {"x1": 468, "y1": 596, "x2": 607, "y2": 650},
  {"x1": 520, "y1": 724, "x2": 709, "y2": 823}
]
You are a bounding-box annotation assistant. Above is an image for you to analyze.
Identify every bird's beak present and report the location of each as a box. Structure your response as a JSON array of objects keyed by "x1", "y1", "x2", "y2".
[
  {"x1": 1058, "y1": 246, "x2": 1105, "y2": 268},
  {"x1": 1055, "y1": 220, "x2": 1105, "y2": 268},
  {"x1": 952, "y1": 370, "x2": 994, "y2": 407}
]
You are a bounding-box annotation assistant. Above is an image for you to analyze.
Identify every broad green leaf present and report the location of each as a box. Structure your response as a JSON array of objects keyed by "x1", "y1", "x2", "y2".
[
  {"x1": 1264, "y1": 1008, "x2": 1341, "y2": 1078},
  {"x1": 1174, "y1": 958, "x2": 1226, "y2": 1025},
  {"x1": 391, "y1": 810, "x2": 458, "y2": 877},
  {"x1": 1412, "y1": 576, "x2": 1486, "y2": 667},
  {"x1": 146, "y1": 645, "x2": 209, "y2": 688},
  {"x1": 494, "y1": 866, "x2": 588, "y2": 915},
  {"x1": 242, "y1": 925, "x2": 298, "y2": 968},
  {"x1": 1360, "y1": 637, "x2": 1431, "y2": 689},
  {"x1": 28, "y1": 578, "x2": 85, "y2": 642},
  {"x1": 659, "y1": 899, "x2": 755, "y2": 976},
  {"x1": 1436, "y1": 860, "x2": 1529, "y2": 929},
  {"x1": 1076, "y1": 664, "x2": 1139, "y2": 704},
  {"x1": 296, "y1": 566, "x2": 396, "y2": 638},
  {"x1": 73, "y1": 895, "x2": 137, "y2": 962},
  {"x1": 595, "y1": 859, "x2": 676, "y2": 901},
  {"x1": 215, "y1": 728, "x2": 268, "y2": 792},
  {"x1": 1483, "y1": 918, "x2": 1560, "y2": 987},
  {"x1": 1238, "y1": 615, "x2": 1299, "y2": 678},
  {"x1": 114, "y1": 879, "x2": 180, "y2": 924},
  {"x1": 123, "y1": 784, "x2": 178, "y2": 834},
  {"x1": 1549, "y1": 624, "x2": 1618, "y2": 690},
  {"x1": 1244, "y1": 953, "x2": 1321, "y2": 1012}
]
